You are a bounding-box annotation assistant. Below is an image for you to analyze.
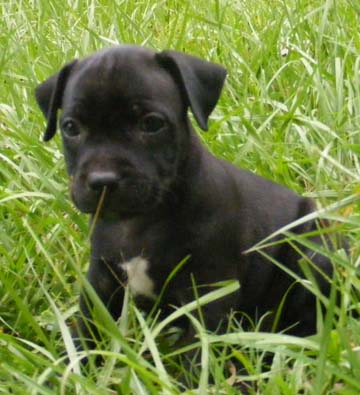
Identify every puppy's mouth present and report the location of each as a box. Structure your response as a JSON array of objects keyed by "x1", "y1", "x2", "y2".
[{"x1": 71, "y1": 176, "x2": 163, "y2": 217}]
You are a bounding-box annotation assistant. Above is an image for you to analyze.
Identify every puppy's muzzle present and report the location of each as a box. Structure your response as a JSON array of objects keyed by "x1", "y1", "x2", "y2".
[{"x1": 72, "y1": 167, "x2": 162, "y2": 216}]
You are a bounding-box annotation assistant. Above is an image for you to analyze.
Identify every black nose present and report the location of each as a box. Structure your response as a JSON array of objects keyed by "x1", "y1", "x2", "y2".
[{"x1": 87, "y1": 171, "x2": 119, "y2": 191}]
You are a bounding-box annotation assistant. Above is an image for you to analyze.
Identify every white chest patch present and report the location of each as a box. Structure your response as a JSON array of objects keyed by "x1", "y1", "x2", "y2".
[{"x1": 120, "y1": 257, "x2": 156, "y2": 300}]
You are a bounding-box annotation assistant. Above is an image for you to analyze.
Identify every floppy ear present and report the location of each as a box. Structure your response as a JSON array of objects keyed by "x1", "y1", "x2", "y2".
[
  {"x1": 156, "y1": 50, "x2": 227, "y2": 130},
  {"x1": 35, "y1": 60, "x2": 77, "y2": 141}
]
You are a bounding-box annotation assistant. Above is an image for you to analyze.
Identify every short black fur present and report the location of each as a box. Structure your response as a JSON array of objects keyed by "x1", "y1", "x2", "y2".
[{"x1": 34, "y1": 45, "x2": 338, "y2": 365}]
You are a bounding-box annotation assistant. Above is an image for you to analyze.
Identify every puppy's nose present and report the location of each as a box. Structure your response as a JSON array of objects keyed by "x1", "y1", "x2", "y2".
[{"x1": 88, "y1": 171, "x2": 119, "y2": 191}]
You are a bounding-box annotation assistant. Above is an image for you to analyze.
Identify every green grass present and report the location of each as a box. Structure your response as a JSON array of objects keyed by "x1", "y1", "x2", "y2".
[{"x1": 1, "y1": 0, "x2": 360, "y2": 393}]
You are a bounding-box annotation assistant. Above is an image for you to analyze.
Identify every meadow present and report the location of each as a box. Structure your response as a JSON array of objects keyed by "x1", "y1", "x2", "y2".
[{"x1": 1, "y1": 0, "x2": 360, "y2": 393}]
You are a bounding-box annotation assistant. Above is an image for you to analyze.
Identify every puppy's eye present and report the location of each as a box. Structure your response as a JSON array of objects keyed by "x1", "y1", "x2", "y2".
[
  {"x1": 61, "y1": 119, "x2": 80, "y2": 138},
  {"x1": 141, "y1": 113, "x2": 166, "y2": 134}
]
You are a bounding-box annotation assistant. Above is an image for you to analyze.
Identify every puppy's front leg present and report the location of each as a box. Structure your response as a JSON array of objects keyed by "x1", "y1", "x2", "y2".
[
  {"x1": 73, "y1": 258, "x2": 126, "y2": 355},
  {"x1": 174, "y1": 293, "x2": 238, "y2": 388}
]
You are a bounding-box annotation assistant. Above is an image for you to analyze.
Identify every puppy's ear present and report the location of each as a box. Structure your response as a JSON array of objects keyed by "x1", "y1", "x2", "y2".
[
  {"x1": 35, "y1": 60, "x2": 77, "y2": 141},
  {"x1": 156, "y1": 51, "x2": 227, "y2": 130}
]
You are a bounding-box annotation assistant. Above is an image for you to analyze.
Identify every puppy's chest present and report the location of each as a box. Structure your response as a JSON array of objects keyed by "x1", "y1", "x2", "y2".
[
  {"x1": 119, "y1": 256, "x2": 156, "y2": 300},
  {"x1": 92, "y1": 220, "x2": 185, "y2": 299},
  {"x1": 116, "y1": 248, "x2": 184, "y2": 301}
]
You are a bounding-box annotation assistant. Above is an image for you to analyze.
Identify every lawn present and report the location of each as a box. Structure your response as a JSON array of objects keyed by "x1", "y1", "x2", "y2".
[{"x1": 1, "y1": 0, "x2": 360, "y2": 393}]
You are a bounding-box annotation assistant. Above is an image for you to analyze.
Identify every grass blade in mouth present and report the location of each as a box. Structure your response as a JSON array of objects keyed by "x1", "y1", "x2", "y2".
[{"x1": 89, "y1": 186, "x2": 107, "y2": 236}]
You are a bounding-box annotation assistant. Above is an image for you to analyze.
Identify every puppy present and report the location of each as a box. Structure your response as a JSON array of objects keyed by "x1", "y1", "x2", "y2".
[{"x1": 35, "y1": 45, "x2": 334, "y2": 355}]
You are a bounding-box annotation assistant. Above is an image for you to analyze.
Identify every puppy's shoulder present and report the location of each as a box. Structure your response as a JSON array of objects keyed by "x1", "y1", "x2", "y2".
[{"x1": 220, "y1": 158, "x2": 315, "y2": 224}]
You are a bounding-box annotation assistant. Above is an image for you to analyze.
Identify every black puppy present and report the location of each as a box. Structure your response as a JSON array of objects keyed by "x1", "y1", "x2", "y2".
[{"x1": 35, "y1": 45, "x2": 333, "y2": 354}]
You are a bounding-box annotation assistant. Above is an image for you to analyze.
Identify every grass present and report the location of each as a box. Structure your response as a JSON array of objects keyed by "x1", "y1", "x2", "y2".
[{"x1": 1, "y1": 0, "x2": 360, "y2": 393}]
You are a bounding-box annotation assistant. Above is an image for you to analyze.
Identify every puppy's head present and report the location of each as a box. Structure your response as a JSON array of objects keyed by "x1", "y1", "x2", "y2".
[{"x1": 35, "y1": 46, "x2": 227, "y2": 218}]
